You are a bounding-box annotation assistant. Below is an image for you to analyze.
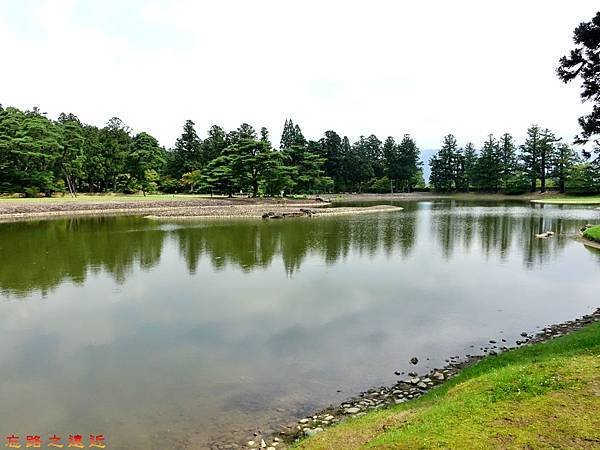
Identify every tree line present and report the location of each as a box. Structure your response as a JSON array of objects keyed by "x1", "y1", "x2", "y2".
[
  {"x1": 428, "y1": 126, "x2": 599, "y2": 194},
  {"x1": 2, "y1": 11, "x2": 599, "y2": 198},
  {"x1": 0, "y1": 105, "x2": 423, "y2": 197}
]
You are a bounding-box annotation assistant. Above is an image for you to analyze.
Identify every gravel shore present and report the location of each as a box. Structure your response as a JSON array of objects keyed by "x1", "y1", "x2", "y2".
[
  {"x1": 228, "y1": 307, "x2": 600, "y2": 450},
  {"x1": 0, "y1": 197, "x2": 337, "y2": 222},
  {"x1": 146, "y1": 204, "x2": 402, "y2": 219}
]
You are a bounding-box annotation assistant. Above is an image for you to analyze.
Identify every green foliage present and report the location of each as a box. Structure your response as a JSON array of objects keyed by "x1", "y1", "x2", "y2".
[
  {"x1": 384, "y1": 134, "x2": 422, "y2": 192},
  {"x1": 283, "y1": 142, "x2": 332, "y2": 194},
  {"x1": 430, "y1": 134, "x2": 459, "y2": 191},
  {"x1": 344, "y1": 138, "x2": 375, "y2": 192},
  {"x1": 463, "y1": 142, "x2": 478, "y2": 190},
  {"x1": 1, "y1": 102, "x2": 595, "y2": 198},
  {"x1": 0, "y1": 106, "x2": 63, "y2": 194},
  {"x1": 366, "y1": 176, "x2": 391, "y2": 193},
  {"x1": 558, "y1": 11, "x2": 600, "y2": 161},
  {"x1": 520, "y1": 125, "x2": 542, "y2": 192},
  {"x1": 126, "y1": 132, "x2": 166, "y2": 195},
  {"x1": 551, "y1": 143, "x2": 580, "y2": 193},
  {"x1": 498, "y1": 133, "x2": 518, "y2": 185},
  {"x1": 319, "y1": 130, "x2": 344, "y2": 191},
  {"x1": 473, "y1": 134, "x2": 502, "y2": 191},
  {"x1": 167, "y1": 119, "x2": 203, "y2": 179},
  {"x1": 503, "y1": 172, "x2": 531, "y2": 195},
  {"x1": 280, "y1": 119, "x2": 305, "y2": 149},
  {"x1": 565, "y1": 163, "x2": 600, "y2": 194},
  {"x1": 198, "y1": 154, "x2": 237, "y2": 197},
  {"x1": 159, "y1": 176, "x2": 181, "y2": 194}
]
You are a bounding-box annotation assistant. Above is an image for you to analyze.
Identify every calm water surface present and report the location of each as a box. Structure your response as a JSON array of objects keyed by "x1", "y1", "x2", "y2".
[{"x1": 0, "y1": 200, "x2": 599, "y2": 449}]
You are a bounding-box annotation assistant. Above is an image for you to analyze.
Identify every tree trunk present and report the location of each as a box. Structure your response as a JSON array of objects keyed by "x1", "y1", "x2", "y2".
[
  {"x1": 540, "y1": 152, "x2": 546, "y2": 193},
  {"x1": 559, "y1": 175, "x2": 565, "y2": 194}
]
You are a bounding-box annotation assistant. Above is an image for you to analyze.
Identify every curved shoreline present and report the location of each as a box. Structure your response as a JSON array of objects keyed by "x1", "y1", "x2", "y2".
[
  {"x1": 237, "y1": 307, "x2": 600, "y2": 450},
  {"x1": 2, "y1": 192, "x2": 599, "y2": 222},
  {"x1": 580, "y1": 236, "x2": 600, "y2": 250}
]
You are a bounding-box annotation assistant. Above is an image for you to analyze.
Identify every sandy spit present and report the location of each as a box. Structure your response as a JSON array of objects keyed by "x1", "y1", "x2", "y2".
[
  {"x1": 0, "y1": 199, "x2": 330, "y2": 222},
  {"x1": 145, "y1": 205, "x2": 402, "y2": 220}
]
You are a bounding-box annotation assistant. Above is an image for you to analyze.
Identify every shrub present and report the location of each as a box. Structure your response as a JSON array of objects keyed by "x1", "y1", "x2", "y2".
[
  {"x1": 565, "y1": 164, "x2": 600, "y2": 195},
  {"x1": 503, "y1": 173, "x2": 531, "y2": 195},
  {"x1": 24, "y1": 187, "x2": 40, "y2": 198},
  {"x1": 366, "y1": 176, "x2": 391, "y2": 193}
]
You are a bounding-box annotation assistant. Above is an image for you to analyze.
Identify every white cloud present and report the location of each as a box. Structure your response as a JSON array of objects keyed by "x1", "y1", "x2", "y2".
[{"x1": 0, "y1": 0, "x2": 597, "y2": 150}]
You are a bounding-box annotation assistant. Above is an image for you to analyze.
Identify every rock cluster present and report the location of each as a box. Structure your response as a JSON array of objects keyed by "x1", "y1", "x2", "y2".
[
  {"x1": 262, "y1": 209, "x2": 315, "y2": 219},
  {"x1": 535, "y1": 230, "x2": 555, "y2": 239}
]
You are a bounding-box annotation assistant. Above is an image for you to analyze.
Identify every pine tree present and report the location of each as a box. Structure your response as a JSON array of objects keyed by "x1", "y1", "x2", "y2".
[
  {"x1": 200, "y1": 153, "x2": 237, "y2": 197},
  {"x1": 498, "y1": 133, "x2": 517, "y2": 187},
  {"x1": 551, "y1": 143, "x2": 579, "y2": 193},
  {"x1": 170, "y1": 120, "x2": 202, "y2": 179},
  {"x1": 453, "y1": 146, "x2": 467, "y2": 191},
  {"x1": 397, "y1": 134, "x2": 421, "y2": 192},
  {"x1": 293, "y1": 124, "x2": 306, "y2": 146},
  {"x1": 340, "y1": 136, "x2": 352, "y2": 191},
  {"x1": 231, "y1": 138, "x2": 277, "y2": 197},
  {"x1": 127, "y1": 132, "x2": 166, "y2": 195},
  {"x1": 383, "y1": 136, "x2": 399, "y2": 192},
  {"x1": 463, "y1": 143, "x2": 478, "y2": 191},
  {"x1": 237, "y1": 123, "x2": 257, "y2": 140},
  {"x1": 202, "y1": 125, "x2": 227, "y2": 162},
  {"x1": 345, "y1": 137, "x2": 375, "y2": 192},
  {"x1": 521, "y1": 125, "x2": 542, "y2": 192},
  {"x1": 57, "y1": 116, "x2": 85, "y2": 196},
  {"x1": 100, "y1": 117, "x2": 132, "y2": 191},
  {"x1": 558, "y1": 12, "x2": 600, "y2": 163},
  {"x1": 474, "y1": 134, "x2": 502, "y2": 191},
  {"x1": 319, "y1": 130, "x2": 344, "y2": 191},
  {"x1": 538, "y1": 128, "x2": 559, "y2": 193},
  {"x1": 260, "y1": 127, "x2": 270, "y2": 143},
  {"x1": 429, "y1": 135, "x2": 457, "y2": 191}
]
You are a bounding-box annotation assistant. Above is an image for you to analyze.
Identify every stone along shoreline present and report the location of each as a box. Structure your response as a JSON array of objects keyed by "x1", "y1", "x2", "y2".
[{"x1": 227, "y1": 307, "x2": 600, "y2": 450}]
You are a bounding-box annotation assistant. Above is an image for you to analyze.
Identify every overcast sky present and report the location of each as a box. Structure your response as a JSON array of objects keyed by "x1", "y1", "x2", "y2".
[{"x1": 0, "y1": 0, "x2": 598, "y2": 150}]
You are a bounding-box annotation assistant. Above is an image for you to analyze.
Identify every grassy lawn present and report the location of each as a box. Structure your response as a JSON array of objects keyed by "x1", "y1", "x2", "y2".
[
  {"x1": 0, "y1": 194, "x2": 220, "y2": 203},
  {"x1": 583, "y1": 225, "x2": 600, "y2": 243},
  {"x1": 530, "y1": 195, "x2": 600, "y2": 205},
  {"x1": 296, "y1": 322, "x2": 600, "y2": 449}
]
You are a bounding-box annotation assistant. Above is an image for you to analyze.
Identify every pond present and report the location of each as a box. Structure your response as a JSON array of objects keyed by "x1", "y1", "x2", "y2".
[{"x1": 0, "y1": 200, "x2": 598, "y2": 449}]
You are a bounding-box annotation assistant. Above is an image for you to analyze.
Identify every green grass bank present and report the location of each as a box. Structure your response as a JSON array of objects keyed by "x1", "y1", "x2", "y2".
[
  {"x1": 530, "y1": 195, "x2": 600, "y2": 205},
  {"x1": 583, "y1": 225, "x2": 600, "y2": 243},
  {"x1": 296, "y1": 321, "x2": 600, "y2": 449}
]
